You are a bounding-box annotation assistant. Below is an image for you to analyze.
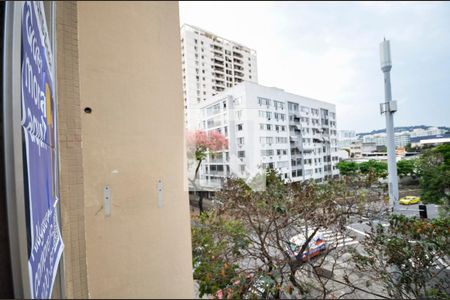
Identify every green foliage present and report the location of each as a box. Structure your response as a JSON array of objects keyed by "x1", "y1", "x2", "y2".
[
  {"x1": 397, "y1": 159, "x2": 419, "y2": 178},
  {"x1": 353, "y1": 214, "x2": 450, "y2": 299},
  {"x1": 336, "y1": 161, "x2": 359, "y2": 176},
  {"x1": 337, "y1": 160, "x2": 387, "y2": 184},
  {"x1": 359, "y1": 160, "x2": 388, "y2": 178},
  {"x1": 192, "y1": 211, "x2": 249, "y2": 298},
  {"x1": 418, "y1": 144, "x2": 450, "y2": 205}
]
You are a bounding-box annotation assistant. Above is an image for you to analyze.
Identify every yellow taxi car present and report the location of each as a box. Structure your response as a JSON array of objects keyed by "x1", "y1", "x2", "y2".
[{"x1": 399, "y1": 196, "x2": 421, "y2": 205}]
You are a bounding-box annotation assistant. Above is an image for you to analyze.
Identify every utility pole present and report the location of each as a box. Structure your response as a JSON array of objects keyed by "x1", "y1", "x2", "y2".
[{"x1": 379, "y1": 38, "x2": 399, "y2": 212}]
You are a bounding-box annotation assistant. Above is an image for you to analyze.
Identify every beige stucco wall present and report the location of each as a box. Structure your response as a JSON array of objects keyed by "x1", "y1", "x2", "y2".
[{"x1": 77, "y1": 2, "x2": 193, "y2": 298}]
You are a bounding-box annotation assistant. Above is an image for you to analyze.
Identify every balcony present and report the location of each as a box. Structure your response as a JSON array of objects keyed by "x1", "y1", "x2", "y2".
[
  {"x1": 213, "y1": 50, "x2": 223, "y2": 58},
  {"x1": 213, "y1": 58, "x2": 224, "y2": 66},
  {"x1": 208, "y1": 170, "x2": 226, "y2": 177},
  {"x1": 233, "y1": 58, "x2": 243, "y2": 65},
  {"x1": 234, "y1": 64, "x2": 244, "y2": 71},
  {"x1": 232, "y1": 51, "x2": 243, "y2": 58},
  {"x1": 313, "y1": 138, "x2": 323, "y2": 144},
  {"x1": 212, "y1": 72, "x2": 224, "y2": 79},
  {"x1": 290, "y1": 136, "x2": 300, "y2": 143},
  {"x1": 214, "y1": 80, "x2": 225, "y2": 87},
  {"x1": 213, "y1": 65, "x2": 224, "y2": 72},
  {"x1": 212, "y1": 44, "x2": 223, "y2": 51},
  {"x1": 234, "y1": 70, "x2": 244, "y2": 77},
  {"x1": 212, "y1": 86, "x2": 225, "y2": 92}
]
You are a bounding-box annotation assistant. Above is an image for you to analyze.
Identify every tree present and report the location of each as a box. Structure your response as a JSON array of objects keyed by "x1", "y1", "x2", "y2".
[
  {"x1": 351, "y1": 214, "x2": 450, "y2": 299},
  {"x1": 336, "y1": 161, "x2": 359, "y2": 176},
  {"x1": 397, "y1": 159, "x2": 419, "y2": 178},
  {"x1": 337, "y1": 160, "x2": 387, "y2": 186},
  {"x1": 418, "y1": 144, "x2": 450, "y2": 205},
  {"x1": 186, "y1": 130, "x2": 228, "y2": 212},
  {"x1": 358, "y1": 160, "x2": 388, "y2": 183},
  {"x1": 192, "y1": 169, "x2": 389, "y2": 299}
]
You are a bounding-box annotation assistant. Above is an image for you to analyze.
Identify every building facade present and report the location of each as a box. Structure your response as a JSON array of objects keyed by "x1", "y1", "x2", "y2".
[
  {"x1": 337, "y1": 130, "x2": 357, "y2": 148},
  {"x1": 2, "y1": 1, "x2": 194, "y2": 298},
  {"x1": 359, "y1": 127, "x2": 448, "y2": 148},
  {"x1": 195, "y1": 82, "x2": 339, "y2": 187},
  {"x1": 180, "y1": 24, "x2": 258, "y2": 128}
]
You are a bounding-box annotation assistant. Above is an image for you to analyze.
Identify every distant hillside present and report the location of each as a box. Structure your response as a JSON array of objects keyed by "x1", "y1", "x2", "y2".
[{"x1": 357, "y1": 125, "x2": 450, "y2": 137}]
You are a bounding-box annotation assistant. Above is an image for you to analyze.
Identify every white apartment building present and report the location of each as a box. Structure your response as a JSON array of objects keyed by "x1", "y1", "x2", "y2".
[
  {"x1": 196, "y1": 82, "x2": 339, "y2": 187},
  {"x1": 361, "y1": 131, "x2": 411, "y2": 147},
  {"x1": 359, "y1": 127, "x2": 448, "y2": 148},
  {"x1": 180, "y1": 24, "x2": 258, "y2": 128},
  {"x1": 409, "y1": 127, "x2": 447, "y2": 138},
  {"x1": 337, "y1": 130, "x2": 357, "y2": 148}
]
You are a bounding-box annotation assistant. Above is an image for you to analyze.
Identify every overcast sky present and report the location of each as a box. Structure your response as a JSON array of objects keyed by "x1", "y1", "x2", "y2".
[{"x1": 179, "y1": 1, "x2": 450, "y2": 132}]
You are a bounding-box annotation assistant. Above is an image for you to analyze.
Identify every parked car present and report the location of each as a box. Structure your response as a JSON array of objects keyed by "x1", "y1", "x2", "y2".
[
  {"x1": 287, "y1": 232, "x2": 327, "y2": 262},
  {"x1": 399, "y1": 195, "x2": 421, "y2": 205}
]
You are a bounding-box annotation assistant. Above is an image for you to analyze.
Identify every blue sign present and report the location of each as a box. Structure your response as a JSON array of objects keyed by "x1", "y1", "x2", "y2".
[{"x1": 21, "y1": 2, "x2": 64, "y2": 298}]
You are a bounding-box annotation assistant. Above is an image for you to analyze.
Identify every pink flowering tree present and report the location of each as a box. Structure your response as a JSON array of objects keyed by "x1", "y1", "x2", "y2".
[{"x1": 186, "y1": 129, "x2": 228, "y2": 212}]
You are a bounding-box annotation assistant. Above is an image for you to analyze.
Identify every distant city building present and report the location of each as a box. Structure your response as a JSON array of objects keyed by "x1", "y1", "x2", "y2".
[
  {"x1": 409, "y1": 127, "x2": 447, "y2": 138},
  {"x1": 337, "y1": 130, "x2": 357, "y2": 148},
  {"x1": 362, "y1": 142, "x2": 377, "y2": 153},
  {"x1": 180, "y1": 24, "x2": 258, "y2": 128},
  {"x1": 348, "y1": 141, "x2": 384, "y2": 159},
  {"x1": 195, "y1": 82, "x2": 339, "y2": 187},
  {"x1": 361, "y1": 131, "x2": 410, "y2": 147},
  {"x1": 358, "y1": 126, "x2": 448, "y2": 148},
  {"x1": 349, "y1": 141, "x2": 362, "y2": 158},
  {"x1": 410, "y1": 134, "x2": 450, "y2": 148}
]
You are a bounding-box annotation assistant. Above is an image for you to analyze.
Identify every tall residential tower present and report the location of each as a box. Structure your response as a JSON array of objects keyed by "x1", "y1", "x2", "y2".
[{"x1": 180, "y1": 24, "x2": 258, "y2": 128}]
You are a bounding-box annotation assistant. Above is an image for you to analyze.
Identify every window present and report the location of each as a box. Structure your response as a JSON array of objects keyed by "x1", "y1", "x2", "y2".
[
  {"x1": 237, "y1": 137, "x2": 245, "y2": 145},
  {"x1": 259, "y1": 137, "x2": 273, "y2": 144},
  {"x1": 238, "y1": 151, "x2": 245, "y2": 158},
  {"x1": 261, "y1": 149, "x2": 274, "y2": 156},
  {"x1": 258, "y1": 97, "x2": 271, "y2": 107},
  {"x1": 206, "y1": 103, "x2": 221, "y2": 116},
  {"x1": 237, "y1": 124, "x2": 243, "y2": 131},
  {"x1": 259, "y1": 110, "x2": 264, "y2": 118},
  {"x1": 288, "y1": 102, "x2": 299, "y2": 111}
]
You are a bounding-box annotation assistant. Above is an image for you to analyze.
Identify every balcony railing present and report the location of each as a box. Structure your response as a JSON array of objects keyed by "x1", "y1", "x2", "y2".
[
  {"x1": 233, "y1": 58, "x2": 243, "y2": 65},
  {"x1": 233, "y1": 51, "x2": 243, "y2": 58}
]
